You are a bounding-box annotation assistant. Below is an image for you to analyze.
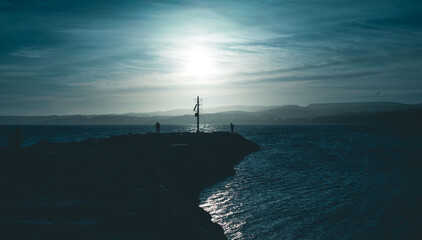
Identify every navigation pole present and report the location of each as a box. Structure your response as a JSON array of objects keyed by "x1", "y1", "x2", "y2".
[{"x1": 193, "y1": 96, "x2": 200, "y2": 133}]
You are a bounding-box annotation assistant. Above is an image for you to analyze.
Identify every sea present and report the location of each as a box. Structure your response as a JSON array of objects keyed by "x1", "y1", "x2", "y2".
[{"x1": 1, "y1": 124, "x2": 422, "y2": 239}]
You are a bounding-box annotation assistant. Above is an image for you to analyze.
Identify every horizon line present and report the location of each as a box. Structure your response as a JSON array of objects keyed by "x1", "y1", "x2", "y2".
[{"x1": 1, "y1": 101, "x2": 421, "y2": 117}]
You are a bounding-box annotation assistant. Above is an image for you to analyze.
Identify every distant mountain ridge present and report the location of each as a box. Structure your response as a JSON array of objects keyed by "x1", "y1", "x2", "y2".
[
  {"x1": 124, "y1": 105, "x2": 277, "y2": 117},
  {"x1": 262, "y1": 102, "x2": 422, "y2": 119},
  {"x1": 0, "y1": 102, "x2": 421, "y2": 125}
]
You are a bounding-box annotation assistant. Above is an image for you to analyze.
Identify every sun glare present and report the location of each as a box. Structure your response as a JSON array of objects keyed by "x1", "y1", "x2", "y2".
[{"x1": 184, "y1": 46, "x2": 215, "y2": 77}]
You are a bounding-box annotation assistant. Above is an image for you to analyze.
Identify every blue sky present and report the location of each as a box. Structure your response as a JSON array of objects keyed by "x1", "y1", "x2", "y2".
[{"x1": 0, "y1": 0, "x2": 421, "y2": 115}]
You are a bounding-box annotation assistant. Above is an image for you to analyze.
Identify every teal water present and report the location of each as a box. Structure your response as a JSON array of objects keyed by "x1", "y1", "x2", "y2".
[{"x1": 201, "y1": 125, "x2": 422, "y2": 239}]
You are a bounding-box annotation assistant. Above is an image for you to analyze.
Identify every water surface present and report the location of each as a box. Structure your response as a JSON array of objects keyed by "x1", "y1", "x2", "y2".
[{"x1": 200, "y1": 125, "x2": 422, "y2": 239}]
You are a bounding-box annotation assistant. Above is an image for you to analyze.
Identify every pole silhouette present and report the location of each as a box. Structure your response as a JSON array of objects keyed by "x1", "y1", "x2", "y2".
[{"x1": 193, "y1": 96, "x2": 200, "y2": 133}]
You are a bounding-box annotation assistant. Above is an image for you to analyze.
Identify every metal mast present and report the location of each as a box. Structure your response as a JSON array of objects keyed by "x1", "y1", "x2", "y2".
[{"x1": 193, "y1": 96, "x2": 200, "y2": 133}]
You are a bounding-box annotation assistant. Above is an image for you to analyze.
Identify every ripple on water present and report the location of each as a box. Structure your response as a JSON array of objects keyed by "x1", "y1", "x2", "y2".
[{"x1": 200, "y1": 125, "x2": 422, "y2": 240}]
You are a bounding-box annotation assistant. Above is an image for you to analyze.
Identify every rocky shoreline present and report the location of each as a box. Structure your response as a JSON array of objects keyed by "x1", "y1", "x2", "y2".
[{"x1": 0, "y1": 132, "x2": 260, "y2": 240}]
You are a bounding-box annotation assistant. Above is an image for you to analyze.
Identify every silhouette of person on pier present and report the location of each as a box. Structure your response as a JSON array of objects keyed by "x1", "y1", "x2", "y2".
[
  {"x1": 8, "y1": 126, "x2": 25, "y2": 148},
  {"x1": 230, "y1": 123, "x2": 234, "y2": 133},
  {"x1": 155, "y1": 122, "x2": 161, "y2": 134}
]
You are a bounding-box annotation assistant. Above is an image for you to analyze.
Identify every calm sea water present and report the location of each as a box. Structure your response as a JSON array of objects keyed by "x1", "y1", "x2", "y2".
[
  {"x1": 1, "y1": 124, "x2": 421, "y2": 239},
  {"x1": 200, "y1": 125, "x2": 422, "y2": 240}
]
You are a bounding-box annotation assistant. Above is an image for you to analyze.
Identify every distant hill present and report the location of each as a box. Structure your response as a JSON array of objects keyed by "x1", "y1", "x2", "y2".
[
  {"x1": 0, "y1": 102, "x2": 421, "y2": 125},
  {"x1": 124, "y1": 105, "x2": 277, "y2": 117},
  {"x1": 307, "y1": 102, "x2": 418, "y2": 114},
  {"x1": 259, "y1": 102, "x2": 421, "y2": 119}
]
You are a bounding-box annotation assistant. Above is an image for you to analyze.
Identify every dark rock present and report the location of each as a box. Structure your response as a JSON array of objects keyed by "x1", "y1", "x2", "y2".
[{"x1": 0, "y1": 132, "x2": 260, "y2": 240}]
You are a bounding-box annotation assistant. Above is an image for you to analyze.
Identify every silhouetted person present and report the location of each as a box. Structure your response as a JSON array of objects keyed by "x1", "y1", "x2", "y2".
[
  {"x1": 155, "y1": 122, "x2": 160, "y2": 134},
  {"x1": 8, "y1": 126, "x2": 25, "y2": 149},
  {"x1": 230, "y1": 123, "x2": 234, "y2": 133}
]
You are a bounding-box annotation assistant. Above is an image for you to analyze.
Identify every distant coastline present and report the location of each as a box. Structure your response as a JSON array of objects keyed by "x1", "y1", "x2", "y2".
[{"x1": 1, "y1": 102, "x2": 422, "y2": 125}]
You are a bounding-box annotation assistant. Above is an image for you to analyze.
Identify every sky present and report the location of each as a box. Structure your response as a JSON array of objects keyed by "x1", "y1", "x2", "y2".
[{"x1": 0, "y1": 0, "x2": 421, "y2": 115}]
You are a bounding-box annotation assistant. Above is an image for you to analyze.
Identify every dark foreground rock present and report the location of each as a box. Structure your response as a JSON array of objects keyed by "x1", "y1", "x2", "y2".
[{"x1": 0, "y1": 132, "x2": 260, "y2": 240}]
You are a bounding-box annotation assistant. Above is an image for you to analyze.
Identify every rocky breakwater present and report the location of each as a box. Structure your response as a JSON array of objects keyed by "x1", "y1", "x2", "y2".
[{"x1": 0, "y1": 132, "x2": 260, "y2": 240}]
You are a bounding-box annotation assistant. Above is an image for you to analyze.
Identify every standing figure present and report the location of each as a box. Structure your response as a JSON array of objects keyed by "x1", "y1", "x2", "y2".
[
  {"x1": 230, "y1": 123, "x2": 234, "y2": 133},
  {"x1": 155, "y1": 122, "x2": 160, "y2": 134}
]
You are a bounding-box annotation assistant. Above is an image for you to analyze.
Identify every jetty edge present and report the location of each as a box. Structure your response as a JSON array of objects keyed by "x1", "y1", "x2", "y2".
[{"x1": 0, "y1": 132, "x2": 260, "y2": 240}]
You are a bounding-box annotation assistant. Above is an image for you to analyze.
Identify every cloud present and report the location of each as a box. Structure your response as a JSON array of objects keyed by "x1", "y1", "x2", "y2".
[
  {"x1": 0, "y1": 0, "x2": 421, "y2": 114},
  {"x1": 10, "y1": 46, "x2": 52, "y2": 58}
]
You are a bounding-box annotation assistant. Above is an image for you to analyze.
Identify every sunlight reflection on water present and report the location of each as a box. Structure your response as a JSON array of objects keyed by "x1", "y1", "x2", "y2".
[
  {"x1": 181, "y1": 124, "x2": 223, "y2": 133},
  {"x1": 200, "y1": 188, "x2": 245, "y2": 240}
]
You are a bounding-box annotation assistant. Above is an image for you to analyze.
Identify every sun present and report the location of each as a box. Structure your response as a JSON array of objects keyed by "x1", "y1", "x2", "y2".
[{"x1": 184, "y1": 46, "x2": 215, "y2": 77}]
